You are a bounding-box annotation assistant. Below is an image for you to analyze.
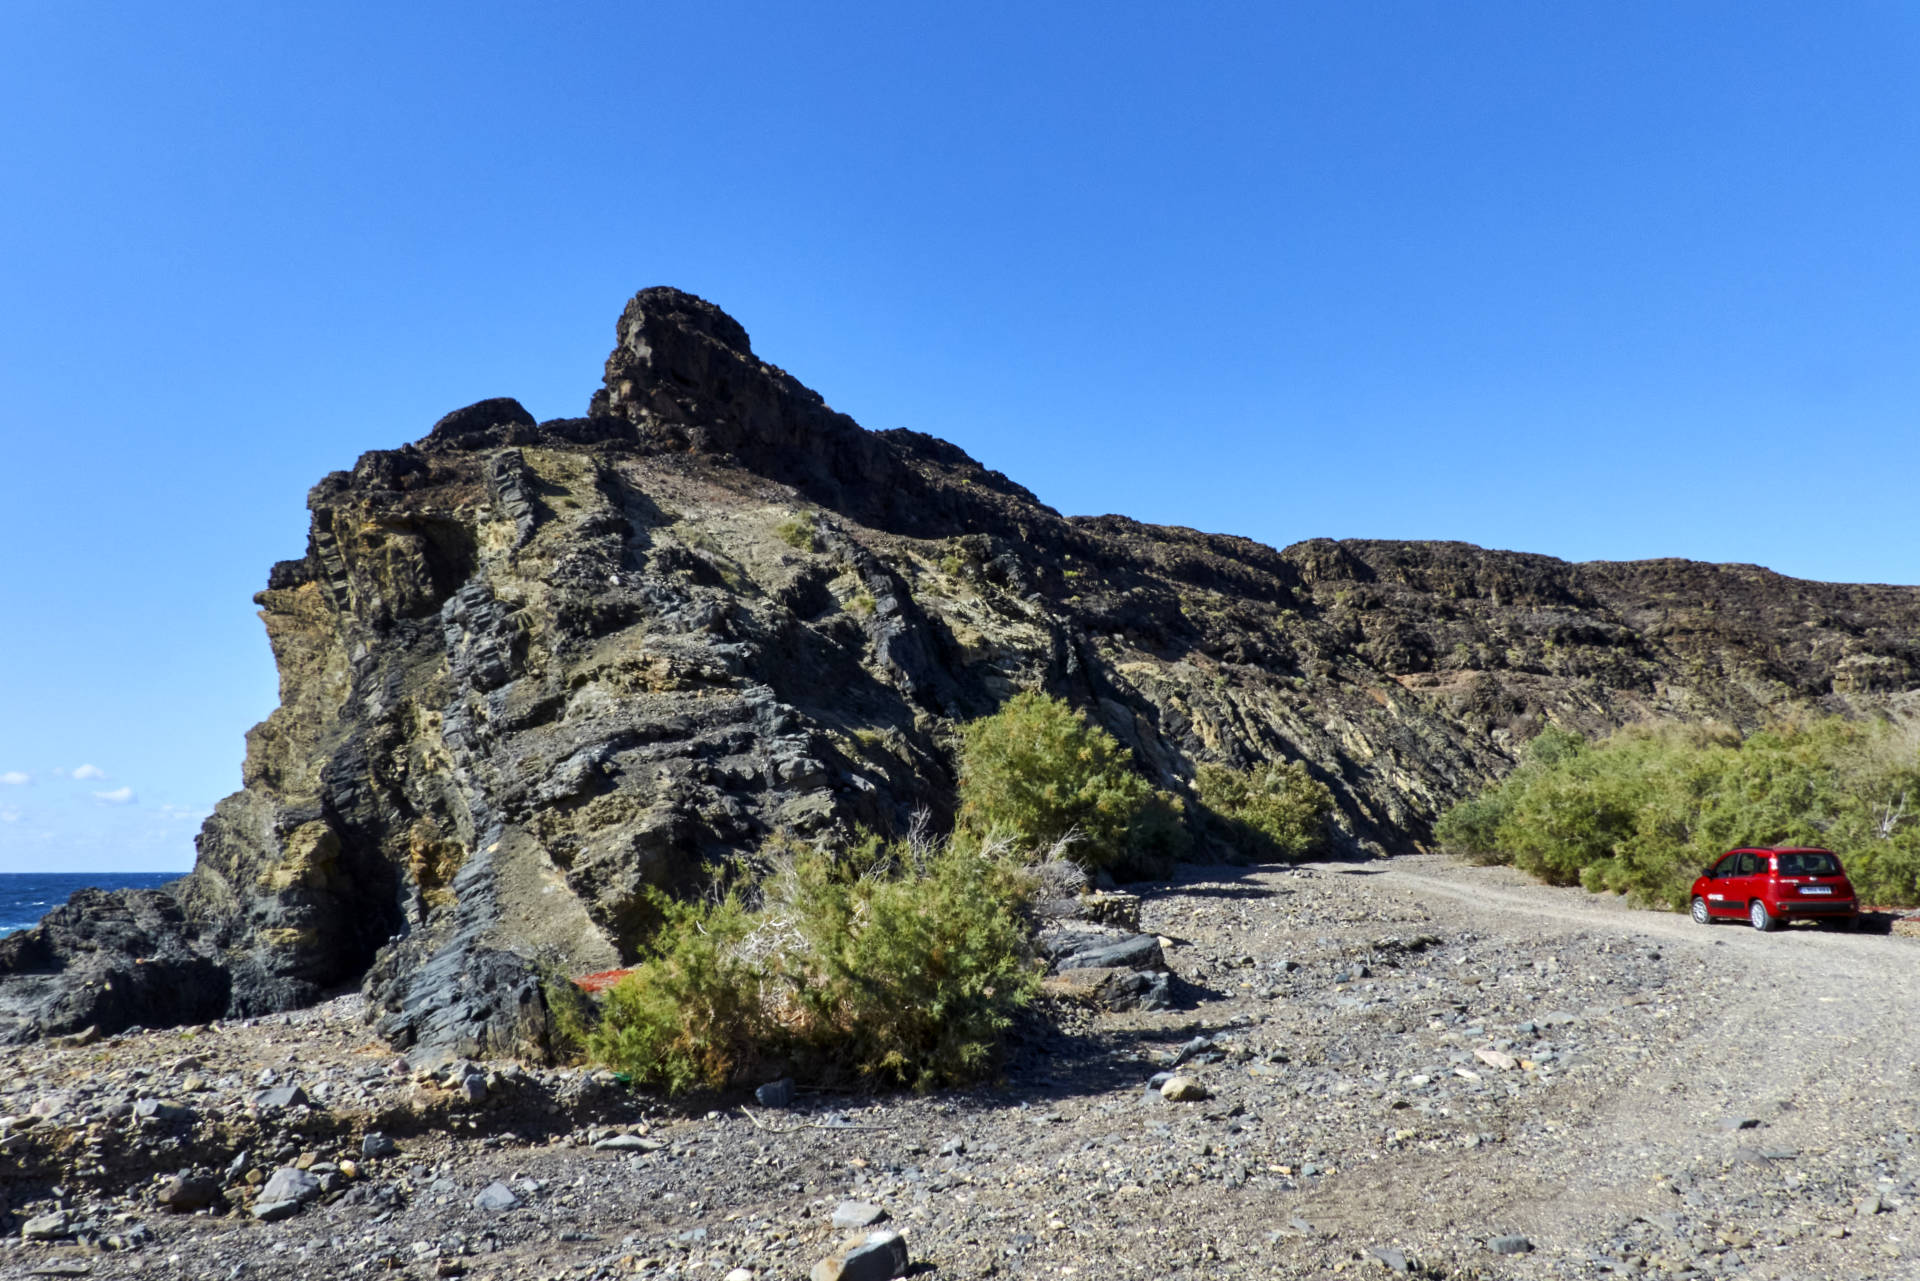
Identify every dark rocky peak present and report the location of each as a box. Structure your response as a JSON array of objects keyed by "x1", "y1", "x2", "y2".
[
  {"x1": 593, "y1": 286, "x2": 841, "y2": 454},
  {"x1": 587, "y1": 285, "x2": 1047, "y2": 537}
]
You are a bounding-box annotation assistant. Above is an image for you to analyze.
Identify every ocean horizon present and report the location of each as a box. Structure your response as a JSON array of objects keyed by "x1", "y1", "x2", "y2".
[{"x1": 0, "y1": 872, "x2": 186, "y2": 937}]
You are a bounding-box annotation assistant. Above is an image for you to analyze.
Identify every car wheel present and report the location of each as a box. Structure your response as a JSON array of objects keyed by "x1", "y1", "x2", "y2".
[
  {"x1": 1749, "y1": 899, "x2": 1778, "y2": 932},
  {"x1": 1691, "y1": 896, "x2": 1712, "y2": 925}
]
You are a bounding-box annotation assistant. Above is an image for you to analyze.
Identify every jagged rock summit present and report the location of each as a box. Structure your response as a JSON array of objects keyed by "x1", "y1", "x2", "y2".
[{"x1": 5, "y1": 286, "x2": 1918, "y2": 1055}]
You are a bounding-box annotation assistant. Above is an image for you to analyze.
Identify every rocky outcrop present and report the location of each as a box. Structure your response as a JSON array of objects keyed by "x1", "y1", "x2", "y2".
[{"x1": 4, "y1": 286, "x2": 1918, "y2": 1054}]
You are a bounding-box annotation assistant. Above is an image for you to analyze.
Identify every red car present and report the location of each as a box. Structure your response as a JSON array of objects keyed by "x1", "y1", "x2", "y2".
[{"x1": 1690, "y1": 847, "x2": 1858, "y2": 931}]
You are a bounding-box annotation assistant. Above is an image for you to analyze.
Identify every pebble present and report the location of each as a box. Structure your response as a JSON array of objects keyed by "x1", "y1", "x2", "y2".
[
  {"x1": 157, "y1": 1172, "x2": 221, "y2": 1211},
  {"x1": 593, "y1": 1134, "x2": 664, "y2": 1152},
  {"x1": 1370, "y1": 1245, "x2": 1412, "y2": 1272},
  {"x1": 831, "y1": 1201, "x2": 889, "y2": 1230},
  {"x1": 362, "y1": 1132, "x2": 400, "y2": 1158},
  {"x1": 472, "y1": 1181, "x2": 520, "y2": 1212},
  {"x1": 253, "y1": 1085, "x2": 309, "y2": 1111},
  {"x1": 1168, "y1": 1035, "x2": 1216, "y2": 1067},
  {"x1": 811, "y1": 1228, "x2": 909, "y2": 1281},
  {"x1": 754, "y1": 1078, "x2": 797, "y2": 1108},
  {"x1": 1160, "y1": 1076, "x2": 1211, "y2": 1102},
  {"x1": 255, "y1": 1167, "x2": 321, "y2": 1213},
  {"x1": 22, "y1": 1211, "x2": 72, "y2": 1241},
  {"x1": 1487, "y1": 1234, "x2": 1533, "y2": 1255},
  {"x1": 132, "y1": 1098, "x2": 194, "y2": 1124}
]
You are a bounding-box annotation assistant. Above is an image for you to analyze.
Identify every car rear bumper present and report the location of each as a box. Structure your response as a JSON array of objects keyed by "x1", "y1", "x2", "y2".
[{"x1": 1779, "y1": 900, "x2": 1857, "y2": 915}]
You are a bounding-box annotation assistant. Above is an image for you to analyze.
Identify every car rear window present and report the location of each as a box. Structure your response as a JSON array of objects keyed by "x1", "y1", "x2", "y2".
[{"x1": 1777, "y1": 851, "x2": 1839, "y2": 875}]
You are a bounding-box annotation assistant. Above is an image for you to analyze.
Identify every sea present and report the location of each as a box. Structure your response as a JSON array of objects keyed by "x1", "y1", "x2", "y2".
[{"x1": 0, "y1": 872, "x2": 184, "y2": 938}]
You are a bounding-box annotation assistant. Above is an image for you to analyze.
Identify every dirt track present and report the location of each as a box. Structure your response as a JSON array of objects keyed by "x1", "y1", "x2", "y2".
[{"x1": 1314, "y1": 857, "x2": 1920, "y2": 1277}]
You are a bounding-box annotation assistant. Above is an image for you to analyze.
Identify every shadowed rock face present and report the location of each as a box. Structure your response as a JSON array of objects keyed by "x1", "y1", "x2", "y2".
[{"x1": 5, "y1": 286, "x2": 1918, "y2": 1054}]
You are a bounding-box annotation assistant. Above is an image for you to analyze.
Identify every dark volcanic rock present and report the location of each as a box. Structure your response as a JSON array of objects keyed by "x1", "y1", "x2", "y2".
[{"x1": 4, "y1": 285, "x2": 1918, "y2": 1054}]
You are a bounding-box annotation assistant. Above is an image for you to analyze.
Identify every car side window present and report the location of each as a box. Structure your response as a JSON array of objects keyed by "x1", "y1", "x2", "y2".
[
  {"x1": 1735, "y1": 853, "x2": 1760, "y2": 876},
  {"x1": 1713, "y1": 855, "x2": 1739, "y2": 879}
]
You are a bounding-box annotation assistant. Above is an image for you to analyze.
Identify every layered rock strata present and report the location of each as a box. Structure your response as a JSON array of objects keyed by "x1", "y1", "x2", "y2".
[{"x1": 4, "y1": 287, "x2": 1917, "y2": 1054}]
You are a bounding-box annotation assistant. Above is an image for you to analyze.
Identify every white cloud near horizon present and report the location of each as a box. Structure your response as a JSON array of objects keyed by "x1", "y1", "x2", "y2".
[
  {"x1": 92, "y1": 786, "x2": 136, "y2": 805},
  {"x1": 0, "y1": 772, "x2": 28, "y2": 786},
  {"x1": 71, "y1": 764, "x2": 106, "y2": 781}
]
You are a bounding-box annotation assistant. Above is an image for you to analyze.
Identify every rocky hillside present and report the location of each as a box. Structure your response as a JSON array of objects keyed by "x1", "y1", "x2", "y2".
[{"x1": 5, "y1": 287, "x2": 1917, "y2": 1057}]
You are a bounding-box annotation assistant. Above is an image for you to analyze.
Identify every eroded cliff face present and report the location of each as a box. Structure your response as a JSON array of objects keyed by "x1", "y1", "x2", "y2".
[{"x1": 5, "y1": 287, "x2": 1918, "y2": 1054}]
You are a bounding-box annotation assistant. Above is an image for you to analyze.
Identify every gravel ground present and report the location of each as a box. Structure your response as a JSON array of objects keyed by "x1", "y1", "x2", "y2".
[{"x1": 4, "y1": 855, "x2": 1918, "y2": 1281}]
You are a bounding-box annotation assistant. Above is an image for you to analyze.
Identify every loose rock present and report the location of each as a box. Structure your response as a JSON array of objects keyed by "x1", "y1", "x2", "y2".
[{"x1": 811, "y1": 1229, "x2": 910, "y2": 1281}]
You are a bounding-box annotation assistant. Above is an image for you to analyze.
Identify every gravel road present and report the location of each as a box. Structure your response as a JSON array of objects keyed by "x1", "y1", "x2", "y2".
[{"x1": 4, "y1": 854, "x2": 1916, "y2": 1280}]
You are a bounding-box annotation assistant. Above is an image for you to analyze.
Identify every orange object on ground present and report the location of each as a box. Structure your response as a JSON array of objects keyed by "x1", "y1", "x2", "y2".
[{"x1": 573, "y1": 968, "x2": 639, "y2": 993}]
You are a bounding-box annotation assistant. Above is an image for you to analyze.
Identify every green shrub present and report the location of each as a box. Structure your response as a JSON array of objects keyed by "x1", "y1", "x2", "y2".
[
  {"x1": 955, "y1": 690, "x2": 1169, "y2": 872},
  {"x1": 1434, "y1": 717, "x2": 1920, "y2": 909},
  {"x1": 1195, "y1": 760, "x2": 1334, "y2": 861},
  {"x1": 583, "y1": 833, "x2": 1040, "y2": 1093},
  {"x1": 774, "y1": 513, "x2": 818, "y2": 552},
  {"x1": 586, "y1": 890, "x2": 765, "y2": 1093},
  {"x1": 776, "y1": 833, "x2": 1041, "y2": 1087}
]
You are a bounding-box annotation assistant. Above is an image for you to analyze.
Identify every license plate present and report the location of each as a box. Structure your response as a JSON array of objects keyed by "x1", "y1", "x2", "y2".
[{"x1": 1800, "y1": 885, "x2": 1832, "y2": 895}]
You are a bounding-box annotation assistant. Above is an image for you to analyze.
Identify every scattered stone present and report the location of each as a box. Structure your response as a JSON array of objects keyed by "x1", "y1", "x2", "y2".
[
  {"x1": 253, "y1": 1085, "x2": 310, "y2": 1111},
  {"x1": 1053, "y1": 934, "x2": 1165, "y2": 974},
  {"x1": 1858, "y1": 1195, "x2": 1885, "y2": 1217},
  {"x1": 459, "y1": 1073, "x2": 488, "y2": 1105},
  {"x1": 1718, "y1": 1116, "x2": 1760, "y2": 1132},
  {"x1": 22, "y1": 1211, "x2": 72, "y2": 1241},
  {"x1": 131, "y1": 1097, "x2": 194, "y2": 1124},
  {"x1": 362, "y1": 1132, "x2": 400, "y2": 1158},
  {"x1": 1040, "y1": 965, "x2": 1169, "y2": 1011},
  {"x1": 473, "y1": 1181, "x2": 520, "y2": 1212},
  {"x1": 1488, "y1": 1235, "x2": 1533, "y2": 1255},
  {"x1": 811, "y1": 1228, "x2": 910, "y2": 1281},
  {"x1": 157, "y1": 1171, "x2": 221, "y2": 1211},
  {"x1": 832, "y1": 1201, "x2": 889, "y2": 1230},
  {"x1": 754, "y1": 1078, "x2": 796, "y2": 1108},
  {"x1": 592, "y1": 1134, "x2": 663, "y2": 1152},
  {"x1": 1169, "y1": 1035, "x2": 1216, "y2": 1067},
  {"x1": 1370, "y1": 1245, "x2": 1412, "y2": 1272},
  {"x1": 256, "y1": 1166, "x2": 322, "y2": 1210},
  {"x1": 1473, "y1": 1048, "x2": 1517, "y2": 1072},
  {"x1": 1160, "y1": 1076, "x2": 1211, "y2": 1102}
]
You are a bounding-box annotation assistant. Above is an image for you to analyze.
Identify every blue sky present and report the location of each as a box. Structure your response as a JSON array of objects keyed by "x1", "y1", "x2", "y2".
[{"x1": 2, "y1": 2, "x2": 1916, "y2": 871}]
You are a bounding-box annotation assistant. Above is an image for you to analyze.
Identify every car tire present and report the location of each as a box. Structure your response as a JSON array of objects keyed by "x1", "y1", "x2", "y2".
[
  {"x1": 1691, "y1": 897, "x2": 1712, "y2": 925},
  {"x1": 1749, "y1": 899, "x2": 1778, "y2": 932}
]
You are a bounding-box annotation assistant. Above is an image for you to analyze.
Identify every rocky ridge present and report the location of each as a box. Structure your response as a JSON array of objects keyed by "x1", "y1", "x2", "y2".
[{"x1": 4, "y1": 286, "x2": 1919, "y2": 1055}]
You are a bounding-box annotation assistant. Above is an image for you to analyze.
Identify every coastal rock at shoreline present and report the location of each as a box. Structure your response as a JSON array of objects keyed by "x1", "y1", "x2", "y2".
[{"x1": 4, "y1": 286, "x2": 1918, "y2": 1053}]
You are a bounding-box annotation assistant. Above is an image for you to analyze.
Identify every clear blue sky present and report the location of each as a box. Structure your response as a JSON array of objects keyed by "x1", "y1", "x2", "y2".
[{"x1": 2, "y1": 2, "x2": 1916, "y2": 871}]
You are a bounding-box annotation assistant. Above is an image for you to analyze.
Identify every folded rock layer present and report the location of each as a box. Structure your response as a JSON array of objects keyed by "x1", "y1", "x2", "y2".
[{"x1": 5, "y1": 287, "x2": 1917, "y2": 1053}]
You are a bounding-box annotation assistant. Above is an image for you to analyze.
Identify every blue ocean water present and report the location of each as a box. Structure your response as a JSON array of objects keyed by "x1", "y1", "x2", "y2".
[{"x1": 0, "y1": 872, "x2": 183, "y2": 937}]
